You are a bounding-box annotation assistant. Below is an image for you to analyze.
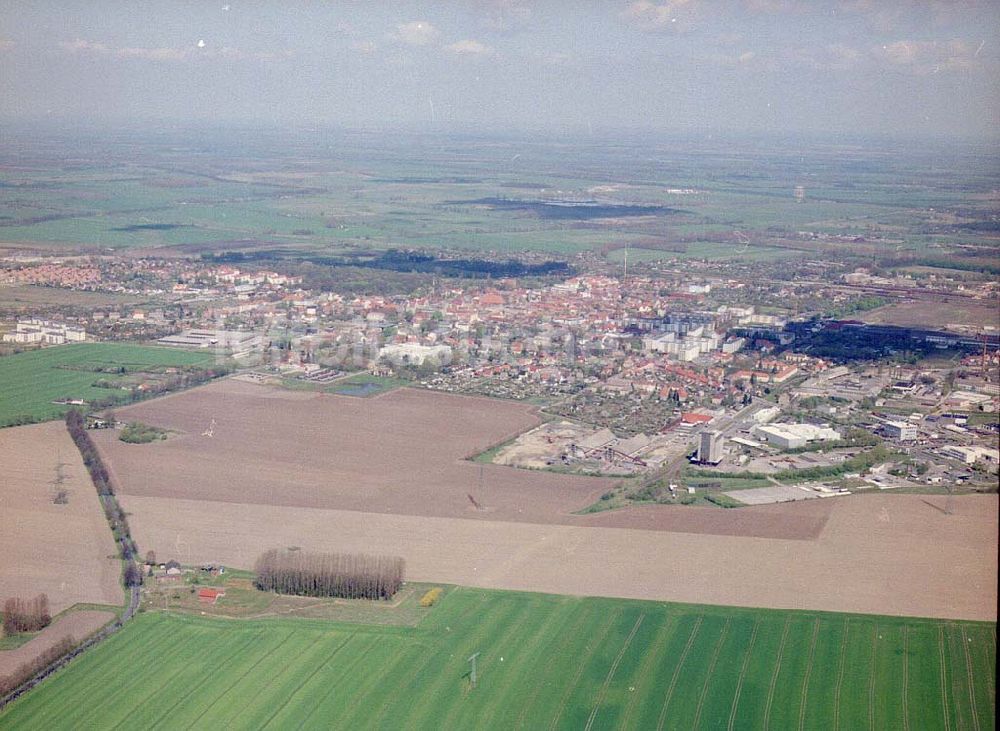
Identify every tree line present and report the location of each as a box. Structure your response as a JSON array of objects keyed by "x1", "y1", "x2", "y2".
[
  {"x1": 254, "y1": 549, "x2": 404, "y2": 600},
  {"x1": 65, "y1": 409, "x2": 141, "y2": 587},
  {"x1": 0, "y1": 636, "x2": 74, "y2": 698},
  {"x1": 85, "y1": 366, "x2": 231, "y2": 412},
  {"x1": 2, "y1": 594, "x2": 50, "y2": 634}
]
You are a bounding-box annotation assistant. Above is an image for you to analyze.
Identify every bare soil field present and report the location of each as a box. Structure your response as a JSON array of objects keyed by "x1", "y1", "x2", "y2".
[
  {"x1": 94, "y1": 380, "x2": 829, "y2": 539},
  {"x1": 0, "y1": 611, "x2": 113, "y2": 677},
  {"x1": 571, "y1": 498, "x2": 833, "y2": 540},
  {"x1": 93, "y1": 380, "x2": 617, "y2": 525},
  {"x1": 119, "y1": 492, "x2": 997, "y2": 620},
  {"x1": 860, "y1": 299, "x2": 1000, "y2": 330},
  {"x1": 97, "y1": 381, "x2": 996, "y2": 619},
  {"x1": 0, "y1": 423, "x2": 122, "y2": 615}
]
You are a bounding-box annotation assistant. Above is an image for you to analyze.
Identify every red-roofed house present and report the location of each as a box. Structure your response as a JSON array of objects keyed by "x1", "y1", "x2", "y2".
[
  {"x1": 197, "y1": 588, "x2": 226, "y2": 604},
  {"x1": 681, "y1": 412, "x2": 713, "y2": 424}
]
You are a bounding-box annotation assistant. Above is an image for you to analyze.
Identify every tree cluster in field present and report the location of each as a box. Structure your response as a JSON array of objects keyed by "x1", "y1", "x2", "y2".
[
  {"x1": 254, "y1": 549, "x2": 404, "y2": 600},
  {"x1": 85, "y1": 366, "x2": 231, "y2": 411},
  {"x1": 2, "y1": 595, "x2": 50, "y2": 634},
  {"x1": 118, "y1": 422, "x2": 169, "y2": 444},
  {"x1": 65, "y1": 410, "x2": 140, "y2": 585},
  {"x1": 0, "y1": 636, "x2": 74, "y2": 697}
]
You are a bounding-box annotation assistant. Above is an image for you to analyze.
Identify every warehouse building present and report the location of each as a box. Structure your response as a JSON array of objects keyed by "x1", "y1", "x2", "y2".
[
  {"x1": 752, "y1": 423, "x2": 841, "y2": 450},
  {"x1": 883, "y1": 420, "x2": 918, "y2": 441}
]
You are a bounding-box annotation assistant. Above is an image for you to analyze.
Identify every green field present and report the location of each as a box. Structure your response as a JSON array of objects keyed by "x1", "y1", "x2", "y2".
[
  {"x1": 1, "y1": 588, "x2": 994, "y2": 729},
  {"x1": 0, "y1": 343, "x2": 216, "y2": 426},
  {"x1": 5, "y1": 130, "x2": 998, "y2": 264}
]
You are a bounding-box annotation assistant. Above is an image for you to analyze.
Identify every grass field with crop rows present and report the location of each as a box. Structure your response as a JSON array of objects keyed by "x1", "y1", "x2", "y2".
[
  {"x1": 0, "y1": 343, "x2": 216, "y2": 426},
  {"x1": 1, "y1": 587, "x2": 994, "y2": 730}
]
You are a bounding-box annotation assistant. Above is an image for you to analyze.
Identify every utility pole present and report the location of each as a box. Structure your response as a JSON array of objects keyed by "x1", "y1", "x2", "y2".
[{"x1": 467, "y1": 652, "x2": 480, "y2": 689}]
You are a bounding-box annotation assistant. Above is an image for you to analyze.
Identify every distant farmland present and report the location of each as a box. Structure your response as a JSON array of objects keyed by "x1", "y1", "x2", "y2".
[
  {"x1": 0, "y1": 343, "x2": 216, "y2": 426},
  {"x1": 1, "y1": 589, "x2": 994, "y2": 730}
]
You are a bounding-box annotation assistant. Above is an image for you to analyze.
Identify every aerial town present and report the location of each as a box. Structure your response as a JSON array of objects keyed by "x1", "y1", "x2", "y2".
[
  {"x1": 3, "y1": 249, "x2": 997, "y2": 506},
  {"x1": 1, "y1": 2, "x2": 997, "y2": 726}
]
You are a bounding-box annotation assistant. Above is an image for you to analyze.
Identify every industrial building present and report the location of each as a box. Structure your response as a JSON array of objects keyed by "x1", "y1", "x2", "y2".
[
  {"x1": 158, "y1": 329, "x2": 261, "y2": 357},
  {"x1": 697, "y1": 430, "x2": 725, "y2": 465},
  {"x1": 752, "y1": 423, "x2": 841, "y2": 450},
  {"x1": 883, "y1": 420, "x2": 918, "y2": 441},
  {"x1": 939, "y1": 445, "x2": 1000, "y2": 467}
]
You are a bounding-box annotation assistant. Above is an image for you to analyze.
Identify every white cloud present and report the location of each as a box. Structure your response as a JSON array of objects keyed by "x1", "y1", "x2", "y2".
[
  {"x1": 445, "y1": 39, "x2": 494, "y2": 56},
  {"x1": 115, "y1": 46, "x2": 188, "y2": 62},
  {"x1": 623, "y1": 1, "x2": 698, "y2": 31},
  {"x1": 877, "y1": 39, "x2": 978, "y2": 73},
  {"x1": 0, "y1": 38, "x2": 15, "y2": 52},
  {"x1": 529, "y1": 50, "x2": 574, "y2": 67},
  {"x1": 482, "y1": 0, "x2": 532, "y2": 34},
  {"x1": 779, "y1": 43, "x2": 863, "y2": 71},
  {"x1": 352, "y1": 40, "x2": 378, "y2": 55},
  {"x1": 58, "y1": 38, "x2": 290, "y2": 64},
  {"x1": 393, "y1": 21, "x2": 440, "y2": 46},
  {"x1": 742, "y1": 0, "x2": 800, "y2": 13},
  {"x1": 60, "y1": 39, "x2": 110, "y2": 54}
]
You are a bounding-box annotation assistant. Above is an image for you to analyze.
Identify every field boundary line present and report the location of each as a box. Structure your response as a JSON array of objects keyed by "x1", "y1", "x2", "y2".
[
  {"x1": 939, "y1": 625, "x2": 952, "y2": 731},
  {"x1": 798, "y1": 617, "x2": 820, "y2": 731},
  {"x1": 727, "y1": 619, "x2": 761, "y2": 731},
  {"x1": 961, "y1": 626, "x2": 980, "y2": 731},
  {"x1": 0, "y1": 414, "x2": 142, "y2": 712},
  {"x1": 655, "y1": 615, "x2": 703, "y2": 731},
  {"x1": 293, "y1": 635, "x2": 382, "y2": 730},
  {"x1": 619, "y1": 616, "x2": 674, "y2": 730},
  {"x1": 437, "y1": 598, "x2": 540, "y2": 730},
  {"x1": 16, "y1": 614, "x2": 179, "y2": 729},
  {"x1": 370, "y1": 596, "x2": 509, "y2": 728},
  {"x1": 116, "y1": 627, "x2": 263, "y2": 731},
  {"x1": 258, "y1": 633, "x2": 354, "y2": 730},
  {"x1": 692, "y1": 617, "x2": 731, "y2": 729},
  {"x1": 181, "y1": 629, "x2": 296, "y2": 730},
  {"x1": 474, "y1": 602, "x2": 576, "y2": 729},
  {"x1": 946, "y1": 626, "x2": 967, "y2": 731},
  {"x1": 869, "y1": 623, "x2": 878, "y2": 731},
  {"x1": 515, "y1": 605, "x2": 594, "y2": 729},
  {"x1": 984, "y1": 630, "x2": 996, "y2": 720},
  {"x1": 227, "y1": 632, "x2": 330, "y2": 728},
  {"x1": 547, "y1": 609, "x2": 623, "y2": 731},
  {"x1": 834, "y1": 618, "x2": 850, "y2": 731},
  {"x1": 23, "y1": 614, "x2": 179, "y2": 727},
  {"x1": 902, "y1": 627, "x2": 910, "y2": 731},
  {"x1": 344, "y1": 642, "x2": 426, "y2": 729},
  {"x1": 583, "y1": 613, "x2": 645, "y2": 731},
  {"x1": 763, "y1": 617, "x2": 792, "y2": 730}
]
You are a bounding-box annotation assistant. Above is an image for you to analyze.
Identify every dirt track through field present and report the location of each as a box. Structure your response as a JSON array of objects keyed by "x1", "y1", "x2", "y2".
[{"x1": 0, "y1": 423, "x2": 122, "y2": 614}]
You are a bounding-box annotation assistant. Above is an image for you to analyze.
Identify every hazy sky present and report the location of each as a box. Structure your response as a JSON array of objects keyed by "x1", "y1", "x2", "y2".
[{"x1": 1, "y1": 1, "x2": 998, "y2": 139}]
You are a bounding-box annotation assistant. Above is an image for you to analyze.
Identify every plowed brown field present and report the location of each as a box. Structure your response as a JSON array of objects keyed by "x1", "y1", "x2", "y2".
[
  {"x1": 93, "y1": 380, "x2": 617, "y2": 525},
  {"x1": 0, "y1": 423, "x2": 122, "y2": 615},
  {"x1": 0, "y1": 611, "x2": 114, "y2": 677},
  {"x1": 99, "y1": 380, "x2": 997, "y2": 620}
]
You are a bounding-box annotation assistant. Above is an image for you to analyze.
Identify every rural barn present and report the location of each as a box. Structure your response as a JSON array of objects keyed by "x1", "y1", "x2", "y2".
[{"x1": 197, "y1": 588, "x2": 225, "y2": 605}]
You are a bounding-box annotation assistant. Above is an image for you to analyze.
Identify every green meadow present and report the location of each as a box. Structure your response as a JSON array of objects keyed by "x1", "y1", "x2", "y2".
[
  {"x1": 1, "y1": 587, "x2": 993, "y2": 730},
  {"x1": 0, "y1": 343, "x2": 216, "y2": 426}
]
